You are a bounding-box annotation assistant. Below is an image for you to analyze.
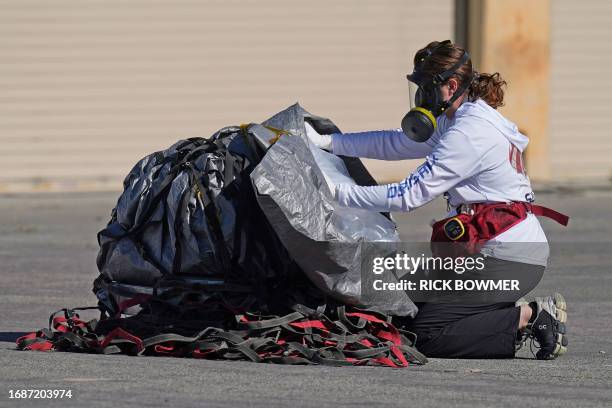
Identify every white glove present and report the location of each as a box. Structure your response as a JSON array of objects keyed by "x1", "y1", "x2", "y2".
[{"x1": 304, "y1": 122, "x2": 333, "y2": 151}]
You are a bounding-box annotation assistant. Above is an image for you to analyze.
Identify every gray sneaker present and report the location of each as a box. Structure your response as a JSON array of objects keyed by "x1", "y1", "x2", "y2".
[{"x1": 516, "y1": 293, "x2": 568, "y2": 359}]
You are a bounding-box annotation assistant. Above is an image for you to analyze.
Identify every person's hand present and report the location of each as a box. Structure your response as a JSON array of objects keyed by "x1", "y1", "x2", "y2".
[{"x1": 305, "y1": 122, "x2": 333, "y2": 151}]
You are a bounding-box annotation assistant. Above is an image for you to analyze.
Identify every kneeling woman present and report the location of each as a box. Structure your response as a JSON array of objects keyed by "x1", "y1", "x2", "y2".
[{"x1": 307, "y1": 40, "x2": 568, "y2": 360}]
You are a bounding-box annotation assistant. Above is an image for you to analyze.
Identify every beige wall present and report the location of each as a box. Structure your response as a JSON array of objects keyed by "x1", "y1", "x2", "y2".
[
  {"x1": 549, "y1": 0, "x2": 612, "y2": 181},
  {"x1": 464, "y1": 0, "x2": 612, "y2": 183},
  {"x1": 0, "y1": 0, "x2": 453, "y2": 192},
  {"x1": 466, "y1": 0, "x2": 552, "y2": 181}
]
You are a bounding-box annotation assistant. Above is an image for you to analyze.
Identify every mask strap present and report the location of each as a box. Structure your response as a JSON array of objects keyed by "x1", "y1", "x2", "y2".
[
  {"x1": 440, "y1": 72, "x2": 475, "y2": 112},
  {"x1": 434, "y1": 50, "x2": 470, "y2": 84}
]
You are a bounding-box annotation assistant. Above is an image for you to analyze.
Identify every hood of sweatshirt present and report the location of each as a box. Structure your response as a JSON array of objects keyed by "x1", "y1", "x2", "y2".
[{"x1": 456, "y1": 98, "x2": 529, "y2": 152}]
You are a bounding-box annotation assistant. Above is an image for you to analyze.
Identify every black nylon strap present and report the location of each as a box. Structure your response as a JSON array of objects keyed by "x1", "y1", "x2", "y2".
[
  {"x1": 142, "y1": 327, "x2": 218, "y2": 348},
  {"x1": 343, "y1": 346, "x2": 390, "y2": 359},
  {"x1": 337, "y1": 306, "x2": 367, "y2": 330},
  {"x1": 240, "y1": 312, "x2": 304, "y2": 330},
  {"x1": 18, "y1": 337, "x2": 50, "y2": 348},
  {"x1": 436, "y1": 49, "x2": 470, "y2": 83},
  {"x1": 21, "y1": 302, "x2": 427, "y2": 367}
]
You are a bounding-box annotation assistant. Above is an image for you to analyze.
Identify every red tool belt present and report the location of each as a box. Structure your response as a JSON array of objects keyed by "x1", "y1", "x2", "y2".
[{"x1": 430, "y1": 202, "x2": 569, "y2": 256}]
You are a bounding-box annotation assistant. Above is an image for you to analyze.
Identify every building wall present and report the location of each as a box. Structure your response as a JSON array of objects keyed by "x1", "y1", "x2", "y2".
[
  {"x1": 0, "y1": 0, "x2": 453, "y2": 192},
  {"x1": 484, "y1": 0, "x2": 551, "y2": 182},
  {"x1": 549, "y1": 0, "x2": 612, "y2": 181}
]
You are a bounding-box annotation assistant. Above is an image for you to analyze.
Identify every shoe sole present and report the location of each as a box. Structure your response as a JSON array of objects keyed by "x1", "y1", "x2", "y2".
[
  {"x1": 552, "y1": 292, "x2": 567, "y2": 357},
  {"x1": 553, "y1": 292, "x2": 567, "y2": 318},
  {"x1": 516, "y1": 297, "x2": 527, "y2": 307}
]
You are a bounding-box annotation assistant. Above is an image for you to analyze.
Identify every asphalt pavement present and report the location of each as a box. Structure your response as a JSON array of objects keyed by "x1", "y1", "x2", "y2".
[{"x1": 1, "y1": 190, "x2": 611, "y2": 407}]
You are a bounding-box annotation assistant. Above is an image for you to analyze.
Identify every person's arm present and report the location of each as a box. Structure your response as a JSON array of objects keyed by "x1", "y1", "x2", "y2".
[
  {"x1": 331, "y1": 128, "x2": 436, "y2": 160},
  {"x1": 305, "y1": 122, "x2": 436, "y2": 160},
  {"x1": 335, "y1": 130, "x2": 481, "y2": 212}
]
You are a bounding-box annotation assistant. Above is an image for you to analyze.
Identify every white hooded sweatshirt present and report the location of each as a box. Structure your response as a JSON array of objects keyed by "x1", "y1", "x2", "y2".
[{"x1": 331, "y1": 98, "x2": 549, "y2": 266}]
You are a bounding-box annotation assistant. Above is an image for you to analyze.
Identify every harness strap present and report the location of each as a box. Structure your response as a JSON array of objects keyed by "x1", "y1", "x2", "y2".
[
  {"x1": 527, "y1": 204, "x2": 569, "y2": 226},
  {"x1": 17, "y1": 302, "x2": 428, "y2": 368},
  {"x1": 464, "y1": 202, "x2": 570, "y2": 228}
]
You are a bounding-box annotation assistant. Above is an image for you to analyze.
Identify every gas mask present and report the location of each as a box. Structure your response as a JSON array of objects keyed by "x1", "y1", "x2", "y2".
[{"x1": 401, "y1": 45, "x2": 472, "y2": 142}]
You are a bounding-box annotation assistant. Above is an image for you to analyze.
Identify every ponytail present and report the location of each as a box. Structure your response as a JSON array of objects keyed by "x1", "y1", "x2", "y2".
[{"x1": 469, "y1": 71, "x2": 507, "y2": 109}]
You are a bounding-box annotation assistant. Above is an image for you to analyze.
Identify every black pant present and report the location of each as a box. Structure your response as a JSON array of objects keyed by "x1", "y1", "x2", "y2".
[
  {"x1": 409, "y1": 302, "x2": 520, "y2": 358},
  {"x1": 407, "y1": 259, "x2": 545, "y2": 359}
]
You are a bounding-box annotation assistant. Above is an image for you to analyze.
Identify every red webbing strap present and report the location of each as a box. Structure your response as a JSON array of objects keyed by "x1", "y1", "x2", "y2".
[
  {"x1": 288, "y1": 320, "x2": 328, "y2": 330},
  {"x1": 17, "y1": 303, "x2": 428, "y2": 368},
  {"x1": 374, "y1": 325, "x2": 410, "y2": 367},
  {"x1": 345, "y1": 312, "x2": 386, "y2": 324},
  {"x1": 528, "y1": 204, "x2": 569, "y2": 226},
  {"x1": 372, "y1": 356, "x2": 400, "y2": 368},
  {"x1": 52, "y1": 315, "x2": 87, "y2": 332},
  {"x1": 99, "y1": 327, "x2": 145, "y2": 354},
  {"x1": 16, "y1": 333, "x2": 54, "y2": 351}
]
